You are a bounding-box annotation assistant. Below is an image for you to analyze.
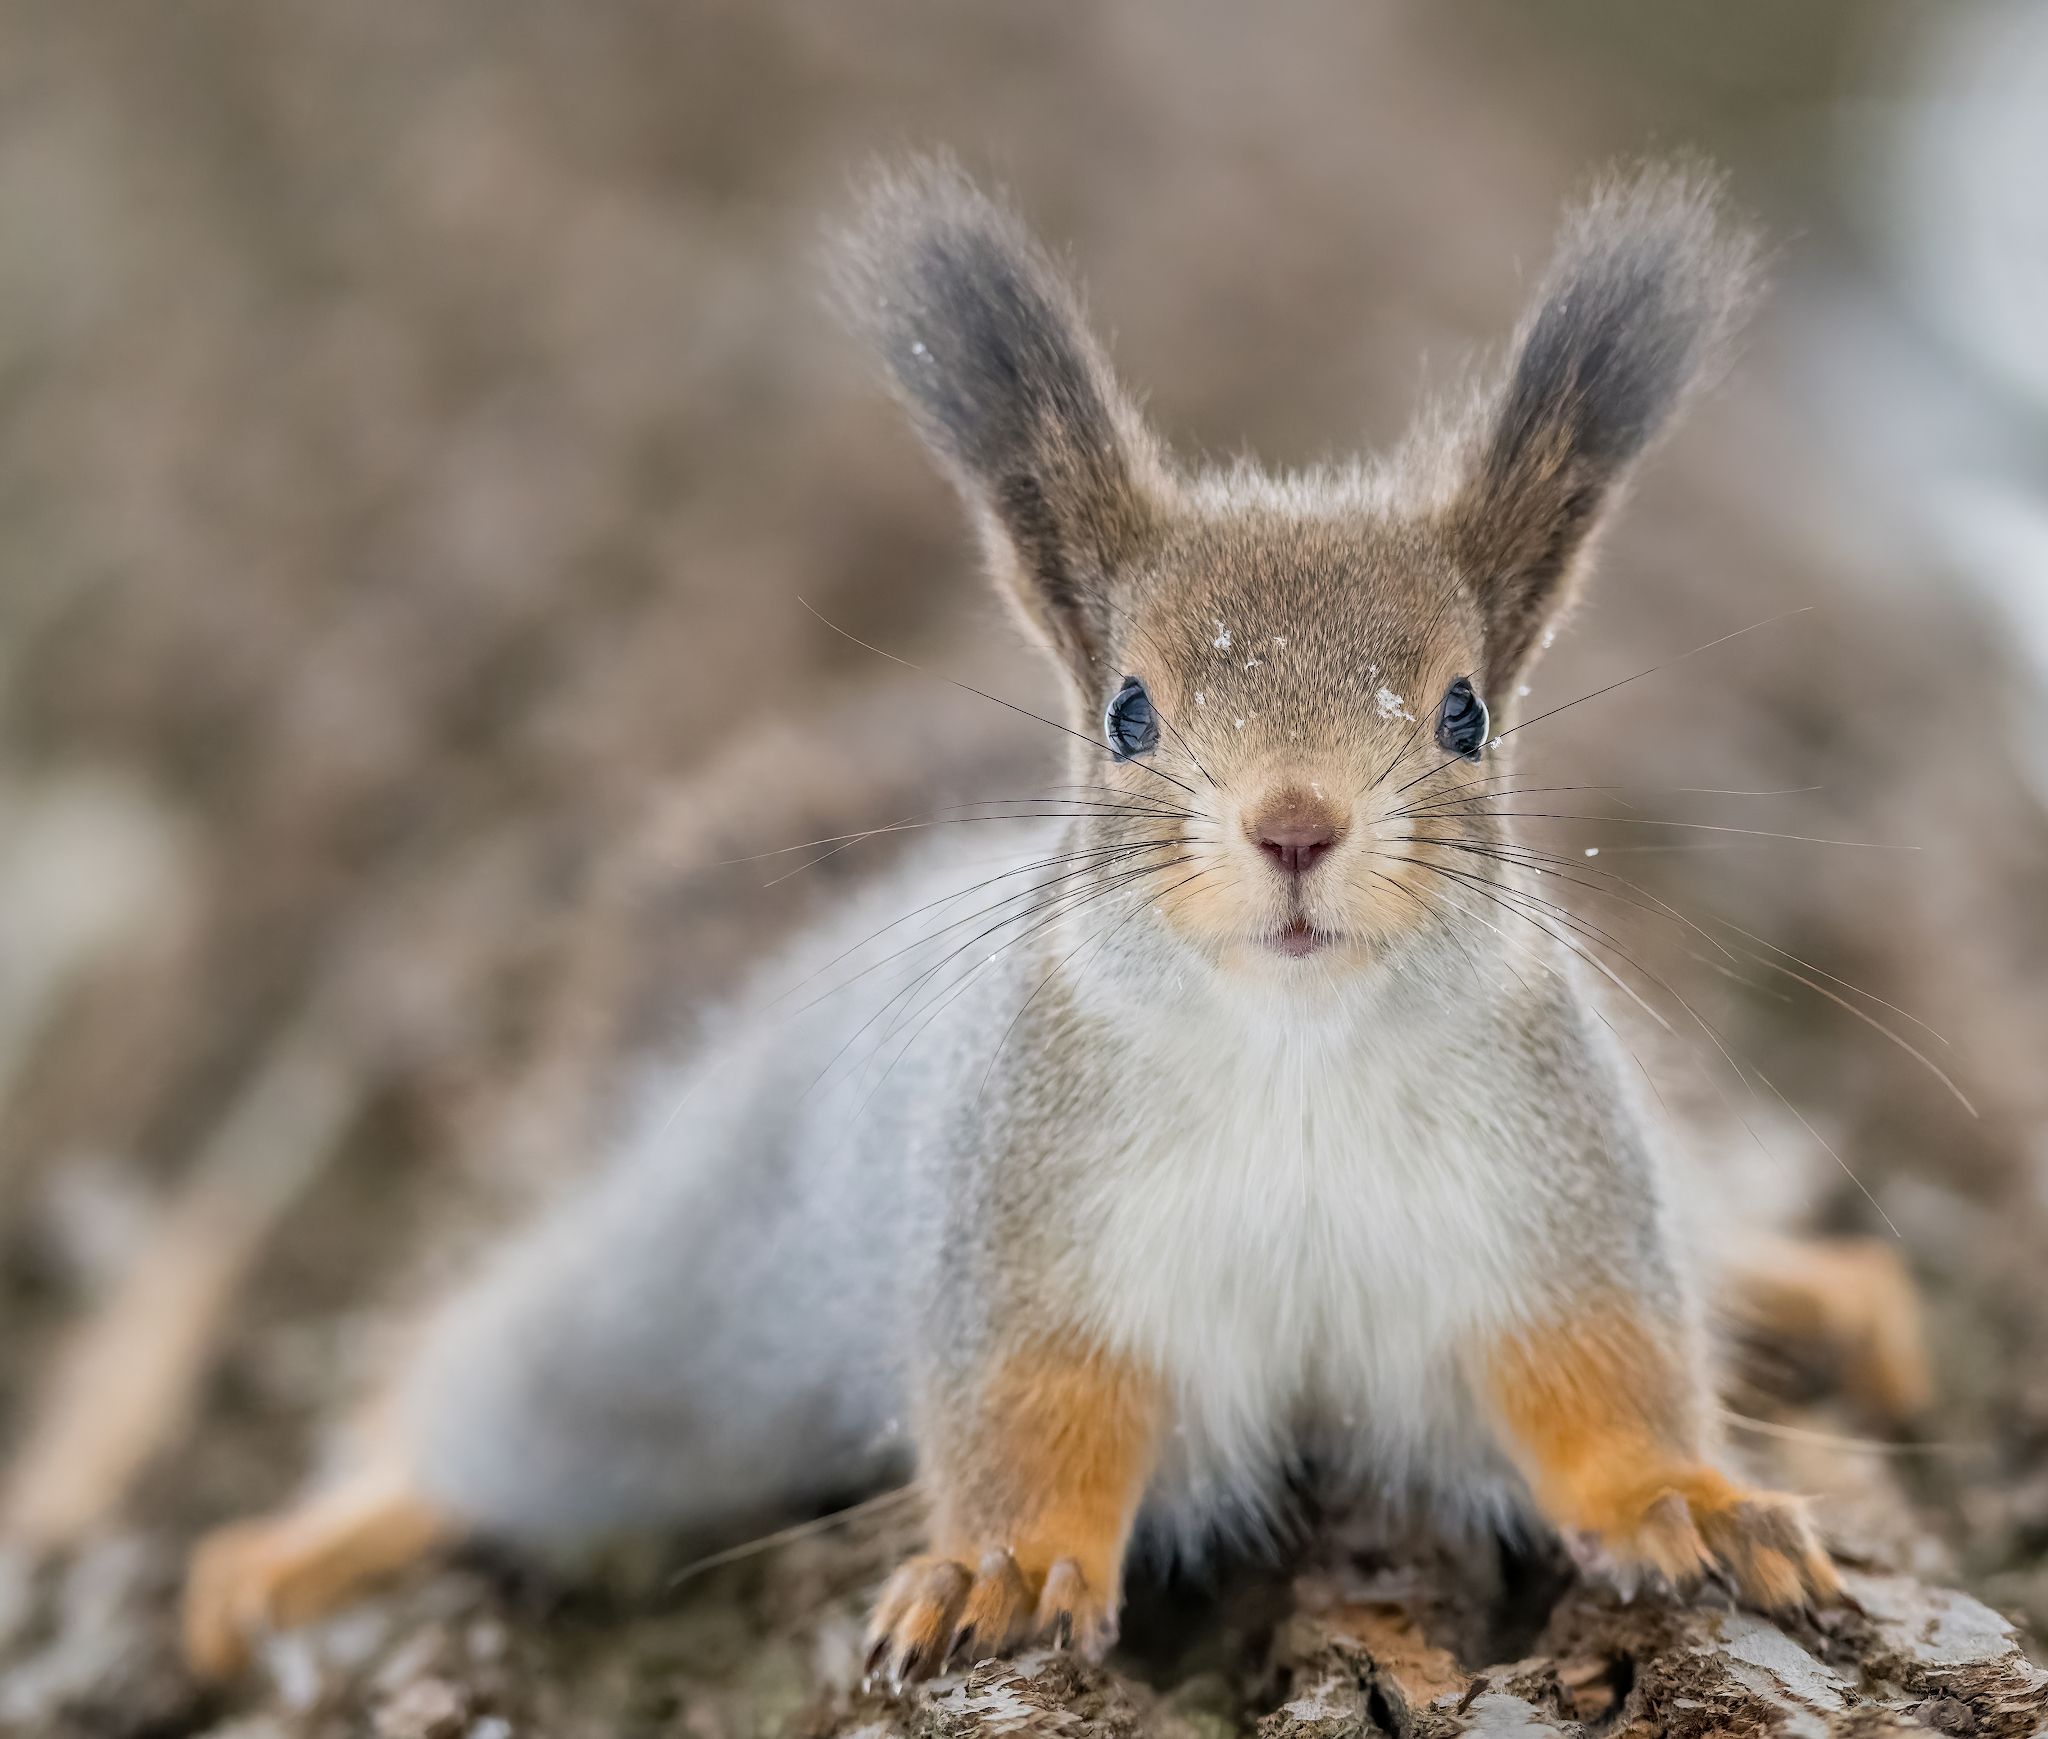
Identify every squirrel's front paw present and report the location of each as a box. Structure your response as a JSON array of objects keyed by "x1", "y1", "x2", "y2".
[
  {"x1": 864, "y1": 1547, "x2": 1116, "y2": 1689},
  {"x1": 1593, "y1": 1471, "x2": 1840, "y2": 1612}
]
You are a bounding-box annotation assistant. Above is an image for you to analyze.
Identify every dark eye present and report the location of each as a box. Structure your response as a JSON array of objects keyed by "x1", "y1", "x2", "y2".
[
  {"x1": 1435, "y1": 676, "x2": 1489, "y2": 761},
  {"x1": 1104, "y1": 675, "x2": 1159, "y2": 760}
]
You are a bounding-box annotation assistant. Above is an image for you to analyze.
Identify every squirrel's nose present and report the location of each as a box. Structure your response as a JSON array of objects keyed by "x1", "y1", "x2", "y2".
[
  {"x1": 1249, "y1": 794, "x2": 1343, "y2": 877},
  {"x1": 1257, "y1": 823, "x2": 1336, "y2": 876}
]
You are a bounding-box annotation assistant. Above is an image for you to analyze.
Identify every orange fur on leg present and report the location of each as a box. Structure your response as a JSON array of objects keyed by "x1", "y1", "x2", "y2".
[
  {"x1": 1723, "y1": 1236, "x2": 1932, "y2": 1423},
  {"x1": 183, "y1": 1459, "x2": 450, "y2": 1680},
  {"x1": 1485, "y1": 1306, "x2": 1839, "y2": 1611},
  {"x1": 866, "y1": 1340, "x2": 1160, "y2": 1687}
]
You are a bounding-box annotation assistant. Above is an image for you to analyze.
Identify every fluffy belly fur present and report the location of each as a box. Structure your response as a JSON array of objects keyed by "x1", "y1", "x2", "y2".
[{"x1": 1061, "y1": 996, "x2": 1557, "y2": 1551}]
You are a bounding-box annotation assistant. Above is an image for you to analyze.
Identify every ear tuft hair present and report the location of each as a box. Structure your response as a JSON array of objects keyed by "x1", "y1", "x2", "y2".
[
  {"x1": 832, "y1": 157, "x2": 1167, "y2": 680},
  {"x1": 1458, "y1": 162, "x2": 1761, "y2": 687}
]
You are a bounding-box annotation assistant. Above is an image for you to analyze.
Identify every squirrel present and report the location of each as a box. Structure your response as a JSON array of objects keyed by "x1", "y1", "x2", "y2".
[{"x1": 181, "y1": 157, "x2": 1931, "y2": 1687}]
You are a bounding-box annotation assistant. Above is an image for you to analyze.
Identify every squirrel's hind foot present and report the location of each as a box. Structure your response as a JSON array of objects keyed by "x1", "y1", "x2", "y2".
[
  {"x1": 1725, "y1": 1236, "x2": 1933, "y2": 1425},
  {"x1": 182, "y1": 1469, "x2": 448, "y2": 1680}
]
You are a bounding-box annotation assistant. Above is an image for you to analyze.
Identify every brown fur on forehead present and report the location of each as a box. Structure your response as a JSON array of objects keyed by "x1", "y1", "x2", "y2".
[{"x1": 1112, "y1": 505, "x2": 1485, "y2": 757}]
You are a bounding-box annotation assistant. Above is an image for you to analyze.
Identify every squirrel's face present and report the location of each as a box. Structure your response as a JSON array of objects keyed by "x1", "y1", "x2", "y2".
[
  {"x1": 841, "y1": 158, "x2": 1753, "y2": 979},
  {"x1": 1083, "y1": 510, "x2": 1501, "y2": 972}
]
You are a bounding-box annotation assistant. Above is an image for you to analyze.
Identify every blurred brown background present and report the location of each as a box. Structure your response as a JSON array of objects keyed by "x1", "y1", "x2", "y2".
[{"x1": 1, "y1": 2, "x2": 2045, "y2": 1731}]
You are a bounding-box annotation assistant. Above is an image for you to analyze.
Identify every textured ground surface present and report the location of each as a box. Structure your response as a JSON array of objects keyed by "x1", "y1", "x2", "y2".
[{"x1": 5, "y1": 1480, "x2": 2045, "y2": 1738}]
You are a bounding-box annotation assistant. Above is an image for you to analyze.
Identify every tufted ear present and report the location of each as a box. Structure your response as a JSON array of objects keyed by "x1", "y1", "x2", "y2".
[
  {"x1": 1453, "y1": 164, "x2": 1760, "y2": 691},
  {"x1": 834, "y1": 158, "x2": 1170, "y2": 687}
]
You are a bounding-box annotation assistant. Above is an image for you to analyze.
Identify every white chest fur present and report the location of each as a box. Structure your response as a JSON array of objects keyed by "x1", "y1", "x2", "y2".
[{"x1": 1066, "y1": 982, "x2": 1544, "y2": 1524}]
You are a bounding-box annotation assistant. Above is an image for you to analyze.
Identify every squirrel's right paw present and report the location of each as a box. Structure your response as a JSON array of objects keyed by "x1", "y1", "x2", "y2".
[{"x1": 864, "y1": 1547, "x2": 1115, "y2": 1689}]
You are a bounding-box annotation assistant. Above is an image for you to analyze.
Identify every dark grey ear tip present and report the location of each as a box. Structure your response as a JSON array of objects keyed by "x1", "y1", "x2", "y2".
[
  {"x1": 845, "y1": 152, "x2": 1013, "y2": 238},
  {"x1": 827, "y1": 155, "x2": 1054, "y2": 330},
  {"x1": 1493, "y1": 159, "x2": 1763, "y2": 477},
  {"x1": 1542, "y1": 157, "x2": 1765, "y2": 361},
  {"x1": 1457, "y1": 157, "x2": 1764, "y2": 684},
  {"x1": 824, "y1": 156, "x2": 1161, "y2": 678}
]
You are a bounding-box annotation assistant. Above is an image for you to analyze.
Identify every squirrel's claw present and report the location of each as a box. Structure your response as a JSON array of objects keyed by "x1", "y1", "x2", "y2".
[
  {"x1": 945, "y1": 1548, "x2": 1033, "y2": 1668},
  {"x1": 1590, "y1": 1477, "x2": 1840, "y2": 1615},
  {"x1": 1694, "y1": 1489, "x2": 1841, "y2": 1611},
  {"x1": 1036, "y1": 1556, "x2": 1117, "y2": 1661},
  {"x1": 865, "y1": 1556, "x2": 971, "y2": 1689},
  {"x1": 865, "y1": 1547, "x2": 1116, "y2": 1691}
]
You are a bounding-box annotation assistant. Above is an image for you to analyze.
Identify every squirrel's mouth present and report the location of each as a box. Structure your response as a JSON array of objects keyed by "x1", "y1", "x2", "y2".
[{"x1": 1270, "y1": 917, "x2": 1328, "y2": 958}]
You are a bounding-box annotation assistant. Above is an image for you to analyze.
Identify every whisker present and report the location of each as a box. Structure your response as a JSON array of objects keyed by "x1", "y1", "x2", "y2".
[
  {"x1": 1392, "y1": 781, "x2": 1826, "y2": 822},
  {"x1": 1390, "y1": 856, "x2": 1674, "y2": 1036},
  {"x1": 1498, "y1": 605, "x2": 1816, "y2": 747},
  {"x1": 844, "y1": 855, "x2": 1209, "y2": 1115},
  {"x1": 1405, "y1": 810, "x2": 1914, "y2": 850},
  {"x1": 1091, "y1": 593, "x2": 1221, "y2": 789},
  {"x1": 1367, "y1": 706, "x2": 1436, "y2": 792},
  {"x1": 1399, "y1": 856, "x2": 1777, "y2": 1144},
  {"x1": 1387, "y1": 605, "x2": 1816, "y2": 799},
  {"x1": 1153, "y1": 705, "x2": 1220, "y2": 790},
  {"x1": 797, "y1": 597, "x2": 1203, "y2": 800},
  {"x1": 1699, "y1": 911, "x2": 1953, "y2": 1048},
  {"x1": 787, "y1": 841, "x2": 1192, "y2": 1045},
  {"x1": 718, "y1": 794, "x2": 1200, "y2": 872},
  {"x1": 1718, "y1": 1410, "x2": 1986, "y2": 1460},
  {"x1": 974, "y1": 864, "x2": 1222, "y2": 1102},
  {"x1": 668, "y1": 1484, "x2": 919, "y2": 1589},
  {"x1": 1039, "y1": 783, "x2": 1203, "y2": 818},
  {"x1": 1393, "y1": 852, "x2": 1901, "y2": 1236},
  {"x1": 1658, "y1": 784, "x2": 1823, "y2": 798},
  {"x1": 1408, "y1": 831, "x2": 1967, "y2": 1108},
  {"x1": 1742, "y1": 1061, "x2": 1901, "y2": 1238},
  {"x1": 770, "y1": 837, "x2": 1200, "y2": 1011},
  {"x1": 1426, "y1": 861, "x2": 1694, "y2": 1022},
  {"x1": 757, "y1": 803, "x2": 1186, "y2": 888},
  {"x1": 1547, "y1": 841, "x2": 1772, "y2": 855},
  {"x1": 807, "y1": 849, "x2": 1204, "y2": 1104},
  {"x1": 1391, "y1": 833, "x2": 1741, "y2": 964},
  {"x1": 1685, "y1": 949, "x2": 1794, "y2": 999},
  {"x1": 1724, "y1": 953, "x2": 1975, "y2": 1116},
  {"x1": 1393, "y1": 867, "x2": 1681, "y2": 1117},
  {"x1": 1384, "y1": 765, "x2": 1519, "y2": 808}
]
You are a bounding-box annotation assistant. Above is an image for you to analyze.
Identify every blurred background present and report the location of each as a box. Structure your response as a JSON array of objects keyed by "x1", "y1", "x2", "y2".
[{"x1": 0, "y1": 1, "x2": 2044, "y2": 1732}]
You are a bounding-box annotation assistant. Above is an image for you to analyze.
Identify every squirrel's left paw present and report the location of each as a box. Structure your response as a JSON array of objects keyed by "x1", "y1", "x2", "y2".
[
  {"x1": 1599, "y1": 1472, "x2": 1840, "y2": 1611},
  {"x1": 1692, "y1": 1485, "x2": 1841, "y2": 1609},
  {"x1": 864, "y1": 1547, "x2": 1116, "y2": 1689}
]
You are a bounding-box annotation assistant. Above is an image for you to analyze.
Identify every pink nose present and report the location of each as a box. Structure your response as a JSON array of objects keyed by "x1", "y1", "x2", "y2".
[{"x1": 1256, "y1": 818, "x2": 1337, "y2": 877}]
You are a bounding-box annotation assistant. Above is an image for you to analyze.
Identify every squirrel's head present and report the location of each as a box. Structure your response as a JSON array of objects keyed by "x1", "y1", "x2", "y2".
[{"x1": 837, "y1": 158, "x2": 1757, "y2": 979}]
